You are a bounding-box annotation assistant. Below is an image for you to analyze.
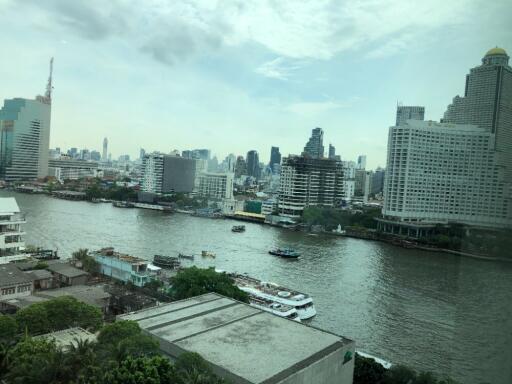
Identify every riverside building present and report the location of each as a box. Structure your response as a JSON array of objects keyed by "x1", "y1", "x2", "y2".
[
  {"x1": 195, "y1": 172, "x2": 234, "y2": 200},
  {"x1": 0, "y1": 59, "x2": 53, "y2": 181},
  {"x1": 0, "y1": 198, "x2": 26, "y2": 264},
  {"x1": 142, "y1": 152, "x2": 197, "y2": 194},
  {"x1": 48, "y1": 158, "x2": 98, "y2": 181},
  {"x1": 381, "y1": 48, "x2": 512, "y2": 235},
  {"x1": 278, "y1": 156, "x2": 343, "y2": 218}
]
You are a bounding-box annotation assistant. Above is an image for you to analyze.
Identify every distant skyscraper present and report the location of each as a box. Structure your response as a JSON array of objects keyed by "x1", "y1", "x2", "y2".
[
  {"x1": 140, "y1": 148, "x2": 146, "y2": 160},
  {"x1": 102, "y1": 138, "x2": 108, "y2": 162},
  {"x1": 142, "y1": 153, "x2": 197, "y2": 194},
  {"x1": 234, "y1": 156, "x2": 247, "y2": 178},
  {"x1": 357, "y1": 155, "x2": 367, "y2": 170},
  {"x1": 90, "y1": 150, "x2": 101, "y2": 162},
  {"x1": 396, "y1": 105, "x2": 425, "y2": 126},
  {"x1": 303, "y1": 128, "x2": 324, "y2": 158},
  {"x1": 0, "y1": 59, "x2": 53, "y2": 181},
  {"x1": 328, "y1": 144, "x2": 336, "y2": 159},
  {"x1": 269, "y1": 146, "x2": 281, "y2": 172},
  {"x1": 371, "y1": 167, "x2": 385, "y2": 196},
  {"x1": 246, "y1": 150, "x2": 260, "y2": 179}
]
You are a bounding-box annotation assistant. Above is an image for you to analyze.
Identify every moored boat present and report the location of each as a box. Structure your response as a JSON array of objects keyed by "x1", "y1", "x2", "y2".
[
  {"x1": 153, "y1": 254, "x2": 181, "y2": 269},
  {"x1": 231, "y1": 225, "x2": 245, "y2": 233},
  {"x1": 201, "y1": 250, "x2": 216, "y2": 258},
  {"x1": 231, "y1": 273, "x2": 316, "y2": 320},
  {"x1": 112, "y1": 201, "x2": 134, "y2": 208},
  {"x1": 268, "y1": 248, "x2": 300, "y2": 258},
  {"x1": 248, "y1": 296, "x2": 301, "y2": 322},
  {"x1": 178, "y1": 253, "x2": 194, "y2": 260}
]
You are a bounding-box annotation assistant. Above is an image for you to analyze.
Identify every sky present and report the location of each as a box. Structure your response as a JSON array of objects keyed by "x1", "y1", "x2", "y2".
[{"x1": 0, "y1": 0, "x2": 511, "y2": 169}]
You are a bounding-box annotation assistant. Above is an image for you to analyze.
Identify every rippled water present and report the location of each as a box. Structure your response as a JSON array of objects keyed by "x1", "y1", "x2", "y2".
[{"x1": 3, "y1": 191, "x2": 511, "y2": 384}]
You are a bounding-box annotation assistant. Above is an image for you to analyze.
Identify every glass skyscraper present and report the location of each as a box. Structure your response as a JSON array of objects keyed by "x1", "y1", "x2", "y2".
[{"x1": 0, "y1": 98, "x2": 51, "y2": 181}]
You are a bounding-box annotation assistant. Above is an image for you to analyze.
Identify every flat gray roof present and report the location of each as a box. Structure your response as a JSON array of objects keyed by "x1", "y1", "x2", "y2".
[
  {"x1": 0, "y1": 264, "x2": 33, "y2": 287},
  {"x1": 0, "y1": 197, "x2": 20, "y2": 214},
  {"x1": 48, "y1": 263, "x2": 89, "y2": 278},
  {"x1": 120, "y1": 293, "x2": 353, "y2": 384},
  {"x1": 36, "y1": 284, "x2": 110, "y2": 308},
  {"x1": 34, "y1": 327, "x2": 96, "y2": 350}
]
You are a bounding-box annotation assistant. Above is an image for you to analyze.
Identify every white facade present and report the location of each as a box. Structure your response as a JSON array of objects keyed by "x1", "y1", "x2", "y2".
[
  {"x1": 141, "y1": 153, "x2": 164, "y2": 193},
  {"x1": 48, "y1": 158, "x2": 98, "y2": 181},
  {"x1": 383, "y1": 120, "x2": 510, "y2": 228},
  {"x1": 0, "y1": 198, "x2": 27, "y2": 264},
  {"x1": 396, "y1": 106, "x2": 425, "y2": 126},
  {"x1": 261, "y1": 199, "x2": 277, "y2": 215},
  {"x1": 0, "y1": 264, "x2": 33, "y2": 300},
  {"x1": 195, "y1": 172, "x2": 234, "y2": 200}
]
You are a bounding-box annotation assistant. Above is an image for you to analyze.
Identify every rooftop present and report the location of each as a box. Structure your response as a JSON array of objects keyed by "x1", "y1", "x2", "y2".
[
  {"x1": 34, "y1": 327, "x2": 96, "y2": 350},
  {"x1": 27, "y1": 269, "x2": 53, "y2": 280},
  {"x1": 0, "y1": 294, "x2": 49, "y2": 309},
  {"x1": 0, "y1": 197, "x2": 20, "y2": 215},
  {"x1": 119, "y1": 293, "x2": 353, "y2": 384},
  {"x1": 48, "y1": 262, "x2": 89, "y2": 278},
  {"x1": 485, "y1": 47, "x2": 507, "y2": 56},
  {"x1": 36, "y1": 284, "x2": 110, "y2": 308},
  {"x1": 0, "y1": 264, "x2": 33, "y2": 287},
  {"x1": 92, "y1": 247, "x2": 147, "y2": 265}
]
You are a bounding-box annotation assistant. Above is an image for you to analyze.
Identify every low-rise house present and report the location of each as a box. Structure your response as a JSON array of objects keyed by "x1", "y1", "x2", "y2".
[
  {"x1": 27, "y1": 269, "x2": 53, "y2": 290},
  {"x1": 0, "y1": 264, "x2": 33, "y2": 300},
  {"x1": 90, "y1": 248, "x2": 151, "y2": 287},
  {"x1": 0, "y1": 294, "x2": 49, "y2": 314},
  {"x1": 48, "y1": 262, "x2": 89, "y2": 286}
]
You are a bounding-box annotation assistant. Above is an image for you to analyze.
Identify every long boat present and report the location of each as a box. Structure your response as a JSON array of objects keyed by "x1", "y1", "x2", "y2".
[
  {"x1": 230, "y1": 273, "x2": 316, "y2": 320},
  {"x1": 248, "y1": 296, "x2": 300, "y2": 322}
]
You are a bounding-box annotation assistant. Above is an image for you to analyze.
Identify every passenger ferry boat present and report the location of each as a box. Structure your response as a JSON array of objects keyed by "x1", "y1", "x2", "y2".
[
  {"x1": 231, "y1": 273, "x2": 316, "y2": 320},
  {"x1": 268, "y1": 248, "x2": 300, "y2": 259},
  {"x1": 248, "y1": 296, "x2": 300, "y2": 322}
]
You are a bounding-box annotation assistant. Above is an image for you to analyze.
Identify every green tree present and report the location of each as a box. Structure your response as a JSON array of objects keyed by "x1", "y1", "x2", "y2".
[
  {"x1": 354, "y1": 353, "x2": 386, "y2": 384},
  {"x1": 15, "y1": 304, "x2": 50, "y2": 335},
  {"x1": 33, "y1": 261, "x2": 49, "y2": 270},
  {"x1": 0, "y1": 315, "x2": 17, "y2": 344},
  {"x1": 383, "y1": 365, "x2": 417, "y2": 384},
  {"x1": 101, "y1": 355, "x2": 177, "y2": 384},
  {"x1": 73, "y1": 248, "x2": 100, "y2": 275},
  {"x1": 169, "y1": 267, "x2": 249, "y2": 303},
  {"x1": 4, "y1": 337, "x2": 66, "y2": 384}
]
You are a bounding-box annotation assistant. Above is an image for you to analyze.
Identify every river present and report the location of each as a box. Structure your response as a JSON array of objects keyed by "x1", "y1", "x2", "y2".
[{"x1": 2, "y1": 191, "x2": 511, "y2": 384}]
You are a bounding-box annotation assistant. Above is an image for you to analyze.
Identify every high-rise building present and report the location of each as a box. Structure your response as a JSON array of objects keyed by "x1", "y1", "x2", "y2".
[
  {"x1": 396, "y1": 105, "x2": 425, "y2": 126},
  {"x1": 195, "y1": 172, "x2": 234, "y2": 200},
  {"x1": 90, "y1": 150, "x2": 101, "y2": 161},
  {"x1": 234, "y1": 156, "x2": 247, "y2": 178},
  {"x1": 303, "y1": 128, "x2": 324, "y2": 158},
  {"x1": 246, "y1": 150, "x2": 260, "y2": 179},
  {"x1": 142, "y1": 153, "x2": 197, "y2": 194},
  {"x1": 222, "y1": 154, "x2": 236, "y2": 173},
  {"x1": 269, "y1": 146, "x2": 281, "y2": 172},
  {"x1": 278, "y1": 156, "x2": 343, "y2": 218},
  {"x1": 371, "y1": 167, "x2": 385, "y2": 196},
  {"x1": 356, "y1": 155, "x2": 367, "y2": 170},
  {"x1": 383, "y1": 47, "x2": 512, "y2": 231},
  {"x1": 140, "y1": 148, "x2": 146, "y2": 160},
  {"x1": 328, "y1": 144, "x2": 336, "y2": 159},
  {"x1": 102, "y1": 138, "x2": 108, "y2": 162},
  {"x1": 0, "y1": 60, "x2": 53, "y2": 181}
]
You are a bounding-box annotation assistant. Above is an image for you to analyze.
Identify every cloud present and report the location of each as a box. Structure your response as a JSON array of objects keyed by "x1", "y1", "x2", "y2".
[
  {"x1": 13, "y1": 0, "x2": 486, "y2": 66},
  {"x1": 255, "y1": 57, "x2": 304, "y2": 80},
  {"x1": 285, "y1": 96, "x2": 361, "y2": 116}
]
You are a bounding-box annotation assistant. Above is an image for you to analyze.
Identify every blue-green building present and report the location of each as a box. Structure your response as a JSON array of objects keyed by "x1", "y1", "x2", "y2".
[{"x1": 0, "y1": 97, "x2": 51, "y2": 181}]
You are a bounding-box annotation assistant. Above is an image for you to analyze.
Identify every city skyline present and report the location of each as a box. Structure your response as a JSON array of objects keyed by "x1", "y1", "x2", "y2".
[{"x1": 0, "y1": 1, "x2": 511, "y2": 169}]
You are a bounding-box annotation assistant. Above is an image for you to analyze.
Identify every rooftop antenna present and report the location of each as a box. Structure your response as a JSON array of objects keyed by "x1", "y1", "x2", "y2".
[{"x1": 45, "y1": 57, "x2": 54, "y2": 103}]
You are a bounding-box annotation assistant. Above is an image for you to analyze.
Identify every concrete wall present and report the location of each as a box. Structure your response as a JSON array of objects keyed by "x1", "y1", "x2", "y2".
[{"x1": 277, "y1": 342, "x2": 355, "y2": 384}]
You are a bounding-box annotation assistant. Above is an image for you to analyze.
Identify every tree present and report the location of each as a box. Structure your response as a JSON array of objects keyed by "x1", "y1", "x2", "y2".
[
  {"x1": 73, "y1": 248, "x2": 100, "y2": 275},
  {"x1": 383, "y1": 365, "x2": 417, "y2": 384},
  {"x1": 169, "y1": 267, "x2": 249, "y2": 303},
  {"x1": 4, "y1": 337, "x2": 66, "y2": 384},
  {"x1": 15, "y1": 297, "x2": 102, "y2": 335},
  {"x1": 101, "y1": 355, "x2": 177, "y2": 384},
  {"x1": 96, "y1": 320, "x2": 141, "y2": 347},
  {"x1": 0, "y1": 315, "x2": 17, "y2": 344},
  {"x1": 354, "y1": 353, "x2": 386, "y2": 384}
]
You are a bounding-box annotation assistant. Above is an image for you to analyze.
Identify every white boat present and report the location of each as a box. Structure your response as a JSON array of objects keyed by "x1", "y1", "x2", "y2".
[
  {"x1": 356, "y1": 351, "x2": 392, "y2": 369},
  {"x1": 231, "y1": 273, "x2": 316, "y2": 320},
  {"x1": 248, "y1": 295, "x2": 301, "y2": 322}
]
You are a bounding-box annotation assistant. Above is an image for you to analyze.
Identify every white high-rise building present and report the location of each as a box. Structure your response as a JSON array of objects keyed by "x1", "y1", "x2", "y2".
[
  {"x1": 0, "y1": 198, "x2": 27, "y2": 264},
  {"x1": 141, "y1": 153, "x2": 164, "y2": 193},
  {"x1": 356, "y1": 155, "x2": 367, "y2": 170},
  {"x1": 195, "y1": 172, "x2": 234, "y2": 200},
  {"x1": 382, "y1": 120, "x2": 509, "y2": 229}
]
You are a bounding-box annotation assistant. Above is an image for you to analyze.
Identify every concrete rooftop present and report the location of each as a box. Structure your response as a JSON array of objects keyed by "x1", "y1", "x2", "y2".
[
  {"x1": 0, "y1": 197, "x2": 20, "y2": 215},
  {"x1": 120, "y1": 293, "x2": 352, "y2": 384}
]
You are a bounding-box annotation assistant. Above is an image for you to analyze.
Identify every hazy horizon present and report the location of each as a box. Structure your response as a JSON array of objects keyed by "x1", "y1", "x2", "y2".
[{"x1": 0, "y1": 0, "x2": 510, "y2": 168}]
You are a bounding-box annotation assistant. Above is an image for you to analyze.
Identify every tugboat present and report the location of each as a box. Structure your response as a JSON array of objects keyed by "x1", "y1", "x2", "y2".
[
  {"x1": 201, "y1": 250, "x2": 216, "y2": 258},
  {"x1": 231, "y1": 225, "x2": 245, "y2": 233},
  {"x1": 268, "y1": 248, "x2": 300, "y2": 259}
]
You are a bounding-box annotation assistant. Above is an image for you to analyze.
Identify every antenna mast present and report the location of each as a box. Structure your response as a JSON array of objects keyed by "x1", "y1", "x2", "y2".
[{"x1": 45, "y1": 57, "x2": 54, "y2": 103}]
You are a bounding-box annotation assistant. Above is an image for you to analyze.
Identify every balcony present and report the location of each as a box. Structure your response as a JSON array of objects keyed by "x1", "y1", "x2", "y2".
[{"x1": 0, "y1": 214, "x2": 26, "y2": 225}]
